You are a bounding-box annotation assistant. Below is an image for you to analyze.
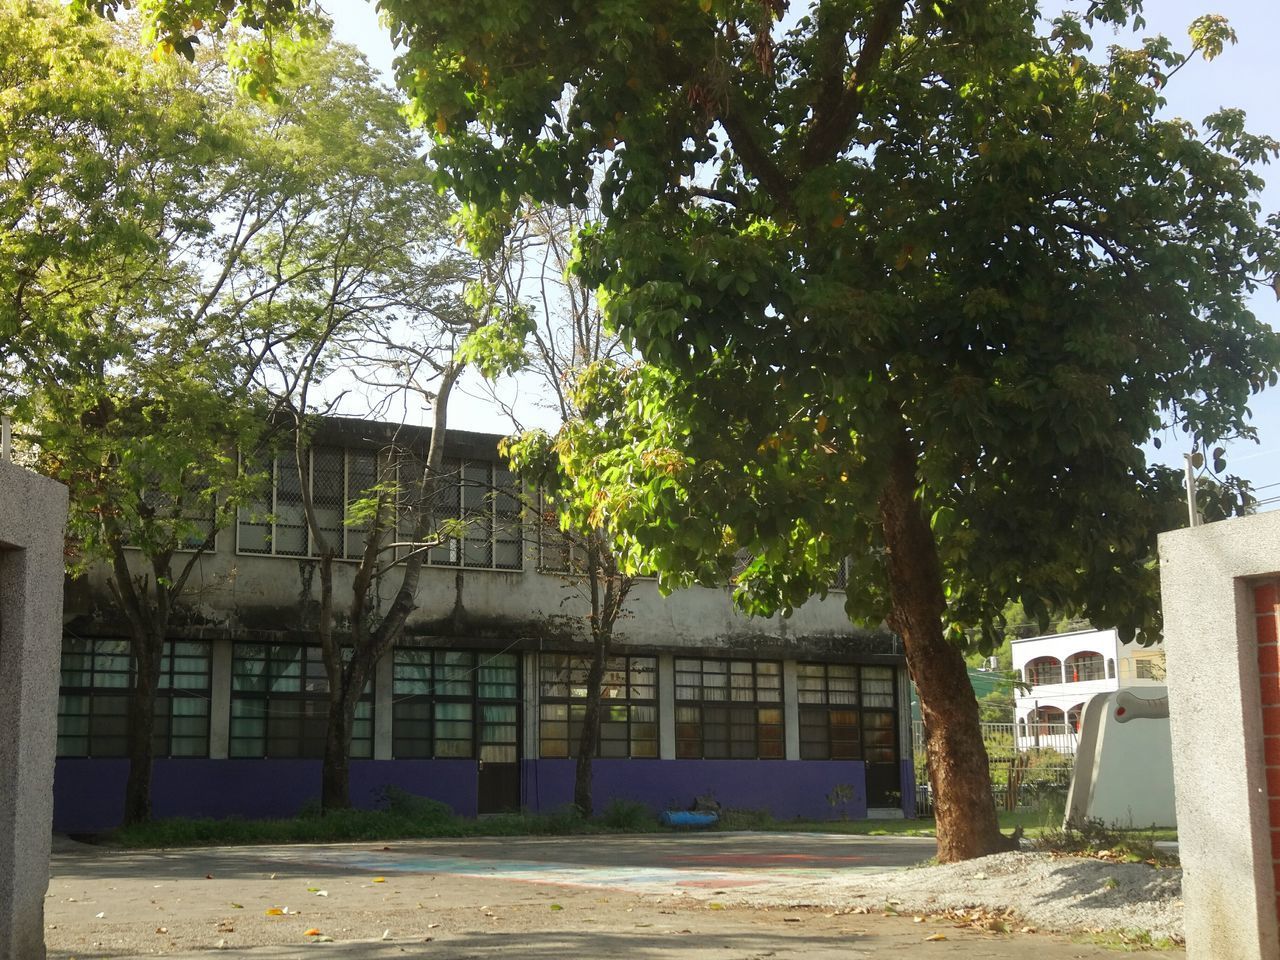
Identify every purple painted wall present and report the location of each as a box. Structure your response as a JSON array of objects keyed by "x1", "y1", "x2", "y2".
[
  {"x1": 54, "y1": 757, "x2": 887, "y2": 832},
  {"x1": 522, "y1": 759, "x2": 868, "y2": 820},
  {"x1": 900, "y1": 758, "x2": 917, "y2": 818},
  {"x1": 53, "y1": 758, "x2": 480, "y2": 833}
]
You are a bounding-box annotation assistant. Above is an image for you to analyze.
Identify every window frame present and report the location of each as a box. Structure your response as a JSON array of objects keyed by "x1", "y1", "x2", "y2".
[
  {"x1": 537, "y1": 653, "x2": 658, "y2": 759},
  {"x1": 56, "y1": 637, "x2": 212, "y2": 759},
  {"x1": 228, "y1": 643, "x2": 374, "y2": 759},
  {"x1": 674, "y1": 658, "x2": 784, "y2": 760},
  {"x1": 390, "y1": 647, "x2": 522, "y2": 761}
]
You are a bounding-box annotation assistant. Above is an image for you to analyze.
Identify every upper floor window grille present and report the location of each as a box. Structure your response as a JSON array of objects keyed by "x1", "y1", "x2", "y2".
[
  {"x1": 57, "y1": 638, "x2": 211, "y2": 758},
  {"x1": 124, "y1": 481, "x2": 217, "y2": 552},
  {"x1": 398, "y1": 457, "x2": 523, "y2": 571},
  {"x1": 238, "y1": 447, "x2": 380, "y2": 560},
  {"x1": 830, "y1": 557, "x2": 850, "y2": 591},
  {"x1": 229, "y1": 643, "x2": 373, "y2": 759},
  {"x1": 238, "y1": 448, "x2": 522, "y2": 571},
  {"x1": 537, "y1": 654, "x2": 658, "y2": 759},
  {"x1": 390, "y1": 648, "x2": 520, "y2": 761},
  {"x1": 674, "y1": 658, "x2": 783, "y2": 759}
]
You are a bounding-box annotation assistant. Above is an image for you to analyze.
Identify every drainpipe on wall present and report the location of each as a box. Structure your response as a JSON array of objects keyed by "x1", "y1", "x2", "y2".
[{"x1": 1, "y1": 414, "x2": 10, "y2": 463}]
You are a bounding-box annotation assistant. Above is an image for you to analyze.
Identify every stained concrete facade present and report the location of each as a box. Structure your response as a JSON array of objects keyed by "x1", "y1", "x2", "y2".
[
  {"x1": 0, "y1": 460, "x2": 69, "y2": 960},
  {"x1": 1159, "y1": 511, "x2": 1280, "y2": 960},
  {"x1": 55, "y1": 419, "x2": 913, "y2": 829}
]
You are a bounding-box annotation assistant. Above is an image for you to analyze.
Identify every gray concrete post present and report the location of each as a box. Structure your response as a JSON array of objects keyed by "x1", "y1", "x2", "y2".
[
  {"x1": 0, "y1": 461, "x2": 69, "y2": 960},
  {"x1": 1160, "y1": 512, "x2": 1280, "y2": 960}
]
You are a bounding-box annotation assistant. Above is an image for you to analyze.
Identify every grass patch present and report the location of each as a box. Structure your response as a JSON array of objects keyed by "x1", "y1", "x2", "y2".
[
  {"x1": 108, "y1": 789, "x2": 664, "y2": 848},
  {"x1": 1075, "y1": 929, "x2": 1182, "y2": 952},
  {"x1": 1033, "y1": 817, "x2": 1178, "y2": 867}
]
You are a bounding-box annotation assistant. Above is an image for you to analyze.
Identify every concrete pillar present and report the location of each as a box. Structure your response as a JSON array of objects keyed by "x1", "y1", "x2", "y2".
[
  {"x1": 1160, "y1": 512, "x2": 1280, "y2": 960},
  {"x1": 208, "y1": 640, "x2": 232, "y2": 759},
  {"x1": 522, "y1": 651, "x2": 539, "y2": 760},
  {"x1": 373, "y1": 648, "x2": 394, "y2": 760},
  {"x1": 782, "y1": 660, "x2": 800, "y2": 760},
  {"x1": 0, "y1": 461, "x2": 69, "y2": 960},
  {"x1": 657, "y1": 654, "x2": 675, "y2": 760}
]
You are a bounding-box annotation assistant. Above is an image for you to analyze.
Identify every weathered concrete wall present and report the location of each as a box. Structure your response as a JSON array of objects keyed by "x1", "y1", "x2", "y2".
[
  {"x1": 67, "y1": 525, "x2": 879, "y2": 656},
  {"x1": 1159, "y1": 511, "x2": 1280, "y2": 960},
  {"x1": 0, "y1": 461, "x2": 68, "y2": 960}
]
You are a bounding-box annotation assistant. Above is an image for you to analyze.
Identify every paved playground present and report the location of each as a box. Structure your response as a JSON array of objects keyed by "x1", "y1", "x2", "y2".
[{"x1": 45, "y1": 833, "x2": 1180, "y2": 957}]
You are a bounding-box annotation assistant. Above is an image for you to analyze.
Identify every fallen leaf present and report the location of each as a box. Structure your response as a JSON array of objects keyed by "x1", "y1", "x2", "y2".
[
  {"x1": 708, "y1": 903, "x2": 725, "y2": 910},
  {"x1": 205, "y1": 874, "x2": 214, "y2": 880},
  {"x1": 381, "y1": 929, "x2": 392, "y2": 941},
  {"x1": 155, "y1": 927, "x2": 168, "y2": 934},
  {"x1": 372, "y1": 877, "x2": 387, "y2": 884},
  {"x1": 314, "y1": 891, "x2": 328, "y2": 898},
  {"x1": 265, "y1": 908, "x2": 284, "y2": 917},
  {"x1": 94, "y1": 912, "x2": 105, "y2": 919},
  {"x1": 925, "y1": 933, "x2": 947, "y2": 942},
  {"x1": 230, "y1": 903, "x2": 243, "y2": 910},
  {"x1": 303, "y1": 928, "x2": 322, "y2": 937}
]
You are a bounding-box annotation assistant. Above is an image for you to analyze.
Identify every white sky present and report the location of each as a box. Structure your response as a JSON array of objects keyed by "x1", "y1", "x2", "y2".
[{"x1": 322, "y1": 0, "x2": 1280, "y2": 507}]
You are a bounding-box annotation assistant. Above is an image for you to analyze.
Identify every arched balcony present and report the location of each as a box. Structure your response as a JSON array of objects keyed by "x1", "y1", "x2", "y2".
[
  {"x1": 1065, "y1": 651, "x2": 1106, "y2": 683},
  {"x1": 1024, "y1": 656, "x2": 1062, "y2": 687},
  {"x1": 1026, "y1": 705, "x2": 1066, "y2": 737},
  {"x1": 1067, "y1": 703, "x2": 1086, "y2": 732}
]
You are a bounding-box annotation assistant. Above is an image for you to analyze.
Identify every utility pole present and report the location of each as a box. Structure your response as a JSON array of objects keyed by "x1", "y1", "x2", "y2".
[{"x1": 1184, "y1": 452, "x2": 1200, "y2": 527}]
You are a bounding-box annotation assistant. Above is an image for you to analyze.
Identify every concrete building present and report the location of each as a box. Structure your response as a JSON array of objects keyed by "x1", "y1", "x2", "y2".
[
  {"x1": 1012, "y1": 628, "x2": 1166, "y2": 752},
  {"x1": 53, "y1": 418, "x2": 912, "y2": 831}
]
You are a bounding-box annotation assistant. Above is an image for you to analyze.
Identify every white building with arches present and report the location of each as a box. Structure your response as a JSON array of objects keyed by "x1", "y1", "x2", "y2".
[{"x1": 1011, "y1": 628, "x2": 1165, "y2": 753}]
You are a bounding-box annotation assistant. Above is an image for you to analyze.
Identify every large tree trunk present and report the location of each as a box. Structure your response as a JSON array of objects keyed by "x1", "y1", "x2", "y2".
[
  {"x1": 573, "y1": 632, "x2": 609, "y2": 818},
  {"x1": 123, "y1": 625, "x2": 164, "y2": 827},
  {"x1": 321, "y1": 688, "x2": 355, "y2": 812},
  {"x1": 879, "y1": 430, "x2": 1006, "y2": 862}
]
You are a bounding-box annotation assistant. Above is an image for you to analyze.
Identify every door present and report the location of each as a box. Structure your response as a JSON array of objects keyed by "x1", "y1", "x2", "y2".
[{"x1": 477, "y1": 702, "x2": 520, "y2": 813}]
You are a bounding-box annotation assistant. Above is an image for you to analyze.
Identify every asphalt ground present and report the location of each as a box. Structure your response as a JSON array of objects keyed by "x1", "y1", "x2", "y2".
[{"x1": 45, "y1": 834, "x2": 1181, "y2": 958}]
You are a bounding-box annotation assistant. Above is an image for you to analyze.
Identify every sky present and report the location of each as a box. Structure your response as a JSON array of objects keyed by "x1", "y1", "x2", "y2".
[{"x1": 322, "y1": 0, "x2": 1280, "y2": 510}]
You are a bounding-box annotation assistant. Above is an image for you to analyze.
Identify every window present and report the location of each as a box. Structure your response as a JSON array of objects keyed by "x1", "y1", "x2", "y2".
[
  {"x1": 391, "y1": 648, "x2": 520, "y2": 760},
  {"x1": 238, "y1": 447, "x2": 382, "y2": 559},
  {"x1": 229, "y1": 644, "x2": 372, "y2": 758},
  {"x1": 1133, "y1": 653, "x2": 1166, "y2": 681},
  {"x1": 128, "y1": 482, "x2": 217, "y2": 552},
  {"x1": 57, "y1": 638, "x2": 211, "y2": 758},
  {"x1": 400, "y1": 457, "x2": 523, "y2": 571},
  {"x1": 674, "y1": 659, "x2": 783, "y2": 759},
  {"x1": 536, "y1": 491, "x2": 580, "y2": 573},
  {"x1": 538, "y1": 654, "x2": 658, "y2": 759},
  {"x1": 1065, "y1": 651, "x2": 1105, "y2": 683},
  {"x1": 797, "y1": 663, "x2": 860, "y2": 759},
  {"x1": 830, "y1": 557, "x2": 850, "y2": 591},
  {"x1": 1024, "y1": 656, "x2": 1061, "y2": 686}
]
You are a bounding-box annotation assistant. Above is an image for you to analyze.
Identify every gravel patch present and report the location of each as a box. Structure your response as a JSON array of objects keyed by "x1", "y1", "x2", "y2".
[{"x1": 700, "y1": 851, "x2": 1183, "y2": 942}]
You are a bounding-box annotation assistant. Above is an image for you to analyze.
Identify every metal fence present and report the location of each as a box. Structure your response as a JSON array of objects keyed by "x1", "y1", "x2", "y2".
[{"x1": 912, "y1": 720, "x2": 1077, "y2": 817}]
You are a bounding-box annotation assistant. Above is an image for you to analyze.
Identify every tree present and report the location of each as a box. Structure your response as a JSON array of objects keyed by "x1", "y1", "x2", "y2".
[
  {"x1": 226, "y1": 39, "x2": 487, "y2": 814},
  {"x1": 0, "y1": 0, "x2": 281, "y2": 825},
  {"x1": 495, "y1": 201, "x2": 637, "y2": 816},
  {"x1": 1, "y1": 3, "x2": 468, "y2": 823},
  {"x1": 106, "y1": 0, "x2": 1280, "y2": 861}
]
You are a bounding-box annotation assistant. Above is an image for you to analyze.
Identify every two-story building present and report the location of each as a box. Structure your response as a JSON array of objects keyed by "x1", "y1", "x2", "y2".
[
  {"x1": 1011, "y1": 627, "x2": 1166, "y2": 753},
  {"x1": 53, "y1": 417, "x2": 913, "y2": 831}
]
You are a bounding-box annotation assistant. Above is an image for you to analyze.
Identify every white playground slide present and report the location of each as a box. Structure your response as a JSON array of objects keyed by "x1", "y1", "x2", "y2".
[{"x1": 1063, "y1": 686, "x2": 1177, "y2": 828}]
